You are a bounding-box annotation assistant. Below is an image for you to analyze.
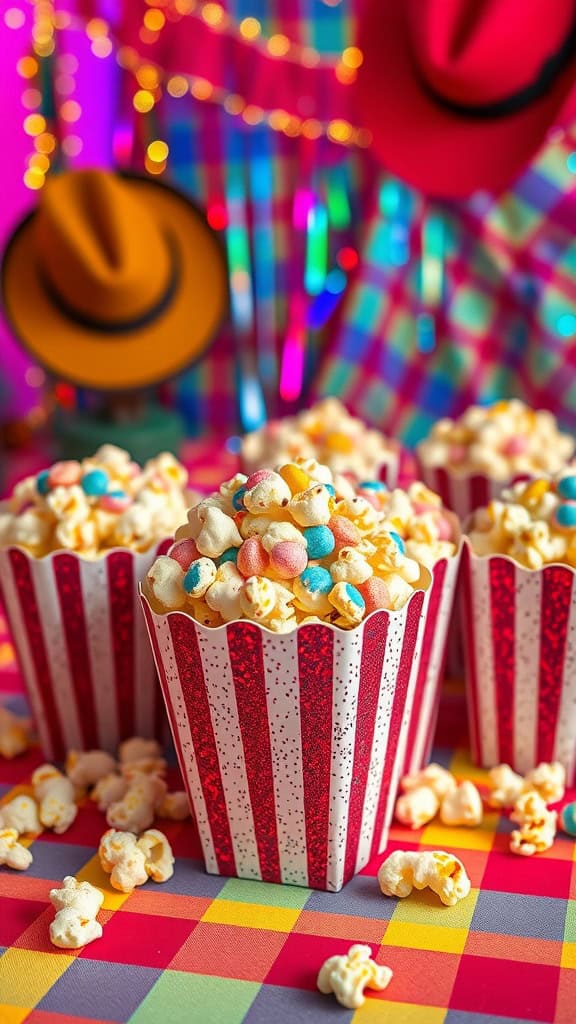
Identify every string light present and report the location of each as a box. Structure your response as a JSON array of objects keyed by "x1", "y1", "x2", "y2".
[
  {"x1": 5, "y1": 8, "x2": 26, "y2": 29},
  {"x1": 147, "y1": 139, "x2": 169, "y2": 162},
  {"x1": 133, "y1": 89, "x2": 155, "y2": 113},
  {"x1": 23, "y1": 113, "x2": 46, "y2": 136}
]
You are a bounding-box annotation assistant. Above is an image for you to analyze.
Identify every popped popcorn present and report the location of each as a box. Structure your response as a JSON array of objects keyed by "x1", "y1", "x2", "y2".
[
  {"x1": 509, "y1": 790, "x2": 557, "y2": 856},
  {"x1": 440, "y1": 781, "x2": 483, "y2": 827},
  {"x1": 523, "y1": 761, "x2": 565, "y2": 804},
  {"x1": 400, "y1": 763, "x2": 457, "y2": 801},
  {"x1": 98, "y1": 827, "x2": 175, "y2": 891},
  {"x1": 0, "y1": 706, "x2": 32, "y2": 758},
  {"x1": 467, "y1": 474, "x2": 576, "y2": 569},
  {"x1": 49, "y1": 876, "x2": 103, "y2": 948},
  {"x1": 91, "y1": 773, "x2": 129, "y2": 812},
  {"x1": 0, "y1": 445, "x2": 191, "y2": 558},
  {"x1": 0, "y1": 795, "x2": 41, "y2": 834},
  {"x1": 317, "y1": 944, "x2": 393, "y2": 1009},
  {"x1": 118, "y1": 737, "x2": 163, "y2": 764},
  {"x1": 157, "y1": 791, "x2": 191, "y2": 821},
  {"x1": 378, "y1": 849, "x2": 471, "y2": 906},
  {"x1": 143, "y1": 462, "x2": 447, "y2": 631},
  {"x1": 395, "y1": 786, "x2": 439, "y2": 829},
  {"x1": 106, "y1": 772, "x2": 167, "y2": 833},
  {"x1": 65, "y1": 749, "x2": 118, "y2": 790},
  {"x1": 486, "y1": 764, "x2": 525, "y2": 808},
  {"x1": 417, "y1": 400, "x2": 574, "y2": 481},
  {"x1": 32, "y1": 764, "x2": 77, "y2": 834},
  {"x1": 0, "y1": 827, "x2": 33, "y2": 870},
  {"x1": 241, "y1": 398, "x2": 400, "y2": 483}
]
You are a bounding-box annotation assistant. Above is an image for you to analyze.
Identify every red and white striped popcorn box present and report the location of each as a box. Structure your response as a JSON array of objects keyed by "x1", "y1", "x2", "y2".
[
  {"x1": 460, "y1": 540, "x2": 576, "y2": 785},
  {"x1": 402, "y1": 535, "x2": 463, "y2": 776},
  {"x1": 0, "y1": 543, "x2": 171, "y2": 762},
  {"x1": 141, "y1": 587, "x2": 433, "y2": 892}
]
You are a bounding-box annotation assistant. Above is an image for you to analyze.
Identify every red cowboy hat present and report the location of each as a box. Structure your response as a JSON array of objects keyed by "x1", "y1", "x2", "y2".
[{"x1": 355, "y1": 0, "x2": 576, "y2": 198}]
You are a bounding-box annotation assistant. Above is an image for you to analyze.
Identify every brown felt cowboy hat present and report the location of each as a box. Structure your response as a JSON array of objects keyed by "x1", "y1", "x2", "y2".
[
  {"x1": 1, "y1": 168, "x2": 229, "y2": 389},
  {"x1": 355, "y1": 0, "x2": 576, "y2": 197}
]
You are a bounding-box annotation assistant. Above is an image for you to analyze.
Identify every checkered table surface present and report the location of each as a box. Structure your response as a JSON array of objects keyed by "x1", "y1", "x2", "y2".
[{"x1": 1, "y1": 614, "x2": 576, "y2": 1023}]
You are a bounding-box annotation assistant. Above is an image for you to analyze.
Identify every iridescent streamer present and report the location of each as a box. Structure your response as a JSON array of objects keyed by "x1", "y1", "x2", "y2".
[
  {"x1": 418, "y1": 210, "x2": 445, "y2": 352},
  {"x1": 248, "y1": 126, "x2": 278, "y2": 398}
]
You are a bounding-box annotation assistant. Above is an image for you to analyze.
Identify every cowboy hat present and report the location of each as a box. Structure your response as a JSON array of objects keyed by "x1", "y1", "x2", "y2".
[
  {"x1": 355, "y1": 0, "x2": 576, "y2": 198},
  {"x1": 1, "y1": 168, "x2": 229, "y2": 389}
]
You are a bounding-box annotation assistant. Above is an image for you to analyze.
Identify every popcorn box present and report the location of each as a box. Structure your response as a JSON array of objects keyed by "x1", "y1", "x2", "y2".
[
  {"x1": 402, "y1": 538, "x2": 463, "y2": 776},
  {"x1": 0, "y1": 544, "x2": 170, "y2": 762},
  {"x1": 461, "y1": 541, "x2": 576, "y2": 785},
  {"x1": 141, "y1": 588, "x2": 433, "y2": 892}
]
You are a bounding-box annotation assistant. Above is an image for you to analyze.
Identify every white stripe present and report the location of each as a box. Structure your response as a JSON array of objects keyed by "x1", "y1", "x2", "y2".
[
  {"x1": 31, "y1": 557, "x2": 83, "y2": 750},
  {"x1": 513, "y1": 566, "x2": 541, "y2": 774},
  {"x1": 355, "y1": 613, "x2": 402, "y2": 873},
  {"x1": 407, "y1": 552, "x2": 461, "y2": 774},
  {"x1": 80, "y1": 557, "x2": 119, "y2": 751},
  {"x1": 261, "y1": 630, "x2": 308, "y2": 886},
  {"x1": 0, "y1": 552, "x2": 54, "y2": 759},
  {"x1": 151, "y1": 613, "x2": 218, "y2": 873},
  {"x1": 327, "y1": 626, "x2": 363, "y2": 892},
  {"x1": 553, "y1": 575, "x2": 576, "y2": 783},
  {"x1": 470, "y1": 556, "x2": 498, "y2": 766},
  {"x1": 197, "y1": 627, "x2": 261, "y2": 880},
  {"x1": 132, "y1": 551, "x2": 159, "y2": 738}
]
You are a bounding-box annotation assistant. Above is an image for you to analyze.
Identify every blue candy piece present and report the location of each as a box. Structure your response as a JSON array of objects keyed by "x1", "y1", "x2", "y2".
[
  {"x1": 359, "y1": 480, "x2": 387, "y2": 492},
  {"x1": 299, "y1": 566, "x2": 333, "y2": 594},
  {"x1": 555, "y1": 503, "x2": 576, "y2": 528},
  {"x1": 232, "y1": 487, "x2": 247, "y2": 511},
  {"x1": 323, "y1": 483, "x2": 336, "y2": 497},
  {"x1": 183, "y1": 562, "x2": 202, "y2": 594},
  {"x1": 36, "y1": 470, "x2": 50, "y2": 496},
  {"x1": 344, "y1": 583, "x2": 365, "y2": 610},
  {"x1": 303, "y1": 525, "x2": 335, "y2": 560},
  {"x1": 218, "y1": 547, "x2": 238, "y2": 565},
  {"x1": 81, "y1": 468, "x2": 109, "y2": 497},
  {"x1": 560, "y1": 802, "x2": 576, "y2": 837},
  {"x1": 389, "y1": 530, "x2": 406, "y2": 555},
  {"x1": 558, "y1": 475, "x2": 576, "y2": 501}
]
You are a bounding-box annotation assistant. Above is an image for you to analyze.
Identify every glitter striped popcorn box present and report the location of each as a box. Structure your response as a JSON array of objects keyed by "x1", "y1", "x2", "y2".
[
  {"x1": 0, "y1": 544, "x2": 170, "y2": 761},
  {"x1": 461, "y1": 541, "x2": 576, "y2": 785},
  {"x1": 414, "y1": 465, "x2": 526, "y2": 523},
  {"x1": 141, "y1": 586, "x2": 433, "y2": 892}
]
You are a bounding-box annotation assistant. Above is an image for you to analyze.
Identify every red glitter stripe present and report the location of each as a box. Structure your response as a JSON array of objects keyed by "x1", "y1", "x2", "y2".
[
  {"x1": 343, "y1": 611, "x2": 389, "y2": 884},
  {"x1": 298, "y1": 625, "x2": 334, "y2": 890},
  {"x1": 403, "y1": 560, "x2": 447, "y2": 774},
  {"x1": 370, "y1": 592, "x2": 425, "y2": 860},
  {"x1": 168, "y1": 614, "x2": 237, "y2": 876},
  {"x1": 489, "y1": 558, "x2": 516, "y2": 765},
  {"x1": 469, "y1": 475, "x2": 490, "y2": 516},
  {"x1": 107, "y1": 552, "x2": 136, "y2": 740},
  {"x1": 537, "y1": 566, "x2": 573, "y2": 764},
  {"x1": 227, "y1": 622, "x2": 281, "y2": 883},
  {"x1": 53, "y1": 554, "x2": 99, "y2": 750},
  {"x1": 7, "y1": 550, "x2": 64, "y2": 760},
  {"x1": 460, "y1": 545, "x2": 482, "y2": 763}
]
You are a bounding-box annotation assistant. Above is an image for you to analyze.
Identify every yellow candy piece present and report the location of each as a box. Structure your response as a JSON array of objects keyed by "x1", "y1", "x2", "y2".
[
  {"x1": 520, "y1": 479, "x2": 550, "y2": 505},
  {"x1": 278, "y1": 463, "x2": 311, "y2": 495},
  {"x1": 325, "y1": 432, "x2": 355, "y2": 454}
]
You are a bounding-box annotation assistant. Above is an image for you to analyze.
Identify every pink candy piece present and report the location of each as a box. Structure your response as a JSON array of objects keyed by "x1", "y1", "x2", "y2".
[
  {"x1": 328, "y1": 515, "x2": 361, "y2": 551},
  {"x1": 269, "y1": 540, "x2": 308, "y2": 579},
  {"x1": 237, "y1": 536, "x2": 270, "y2": 577},
  {"x1": 48, "y1": 461, "x2": 82, "y2": 487},
  {"x1": 169, "y1": 538, "x2": 200, "y2": 571},
  {"x1": 245, "y1": 469, "x2": 274, "y2": 489},
  {"x1": 359, "y1": 577, "x2": 391, "y2": 614},
  {"x1": 99, "y1": 493, "x2": 132, "y2": 513},
  {"x1": 504, "y1": 436, "x2": 528, "y2": 456},
  {"x1": 127, "y1": 461, "x2": 142, "y2": 478}
]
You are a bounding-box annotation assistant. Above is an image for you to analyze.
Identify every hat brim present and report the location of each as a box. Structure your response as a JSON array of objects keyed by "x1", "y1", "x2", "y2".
[
  {"x1": 1, "y1": 173, "x2": 229, "y2": 390},
  {"x1": 356, "y1": 4, "x2": 576, "y2": 198}
]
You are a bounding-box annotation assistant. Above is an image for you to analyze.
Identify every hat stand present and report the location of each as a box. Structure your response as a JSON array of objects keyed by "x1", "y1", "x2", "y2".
[{"x1": 53, "y1": 390, "x2": 185, "y2": 464}]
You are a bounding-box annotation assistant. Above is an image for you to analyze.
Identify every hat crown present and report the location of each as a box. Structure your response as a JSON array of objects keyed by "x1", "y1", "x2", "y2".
[
  {"x1": 34, "y1": 169, "x2": 172, "y2": 326},
  {"x1": 410, "y1": 0, "x2": 575, "y2": 108}
]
